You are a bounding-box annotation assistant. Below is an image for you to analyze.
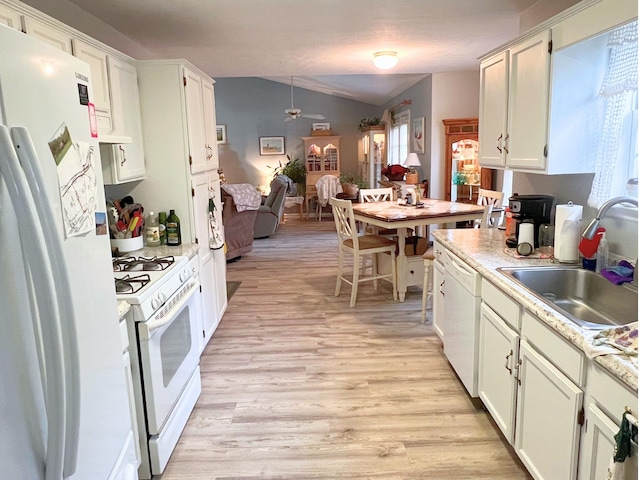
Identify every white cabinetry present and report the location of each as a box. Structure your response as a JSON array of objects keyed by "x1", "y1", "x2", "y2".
[
  {"x1": 23, "y1": 16, "x2": 72, "y2": 53},
  {"x1": 432, "y1": 242, "x2": 446, "y2": 341},
  {"x1": 479, "y1": 30, "x2": 551, "y2": 172},
  {"x1": 120, "y1": 311, "x2": 141, "y2": 468},
  {"x1": 184, "y1": 66, "x2": 218, "y2": 174},
  {"x1": 124, "y1": 60, "x2": 227, "y2": 345},
  {"x1": 578, "y1": 362, "x2": 637, "y2": 480},
  {"x1": 0, "y1": 4, "x2": 21, "y2": 29},
  {"x1": 101, "y1": 57, "x2": 146, "y2": 184},
  {"x1": 72, "y1": 39, "x2": 112, "y2": 133},
  {"x1": 479, "y1": 278, "x2": 585, "y2": 480}
]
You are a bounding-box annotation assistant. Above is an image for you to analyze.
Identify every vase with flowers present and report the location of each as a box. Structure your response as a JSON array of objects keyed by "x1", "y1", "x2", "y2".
[{"x1": 381, "y1": 164, "x2": 409, "y2": 181}]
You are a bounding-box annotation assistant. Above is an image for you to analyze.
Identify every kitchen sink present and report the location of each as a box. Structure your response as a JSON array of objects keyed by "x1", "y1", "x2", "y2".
[{"x1": 497, "y1": 266, "x2": 638, "y2": 329}]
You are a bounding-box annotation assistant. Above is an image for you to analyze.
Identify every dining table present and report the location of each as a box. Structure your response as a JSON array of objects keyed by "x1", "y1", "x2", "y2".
[{"x1": 351, "y1": 198, "x2": 486, "y2": 301}]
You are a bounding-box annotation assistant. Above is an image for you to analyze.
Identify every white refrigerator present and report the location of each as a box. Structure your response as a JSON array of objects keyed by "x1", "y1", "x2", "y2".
[{"x1": 0, "y1": 25, "x2": 137, "y2": 479}]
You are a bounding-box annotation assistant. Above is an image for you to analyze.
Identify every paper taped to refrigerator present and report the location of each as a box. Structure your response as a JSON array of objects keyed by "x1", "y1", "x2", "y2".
[{"x1": 49, "y1": 124, "x2": 98, "y2": 238}]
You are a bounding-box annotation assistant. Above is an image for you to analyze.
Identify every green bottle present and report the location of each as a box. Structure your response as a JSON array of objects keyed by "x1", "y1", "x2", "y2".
[
  {"x1": 166, "y1": 209, "x2": 182, "y2": 246},
  {"x1": 158, "y1": 211, "x2": 167, "y2": 245}
]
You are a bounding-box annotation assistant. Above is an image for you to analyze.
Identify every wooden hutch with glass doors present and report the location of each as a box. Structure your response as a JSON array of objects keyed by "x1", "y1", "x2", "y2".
[
  {"x1": 443, "y1": 118, "x2": 494, "y2": 205},
  {"x1": 302, "y1": 135, "x2": 341, "y2": 215}
]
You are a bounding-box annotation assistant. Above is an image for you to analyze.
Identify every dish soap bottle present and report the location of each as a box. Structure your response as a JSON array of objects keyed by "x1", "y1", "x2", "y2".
[
  {"x1": 166, "y1": 209, "x2": 182, "y2": 246},
  {"x1": 595, "y1": 232, "x2": 609, "y2": 273},
  {"x1": 158, "y1": 211, "x2": 167, "y2": 245},
  {"x1": 144, "y1": 211, "x2": 161, "y2": 247}
]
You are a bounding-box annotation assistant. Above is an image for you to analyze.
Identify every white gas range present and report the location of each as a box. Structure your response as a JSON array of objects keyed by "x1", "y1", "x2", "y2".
[{"x1": 114, "y1": 254, "x2": 203, "y2": 479}]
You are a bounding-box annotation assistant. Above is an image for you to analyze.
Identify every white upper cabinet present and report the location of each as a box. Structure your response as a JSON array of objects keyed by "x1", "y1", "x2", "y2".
[
  {"x1": 72, "y1": 38, "x2": 112, "y2": 135},
  {"x1": 0, "y1": 4, "x2": 22, "y2": 30},
  {"x1": 479, "y1": 30, "x2": 551, "y2": 172},
  {"x1": 184, "y1": 66, "x2": 218, "y2": 174},
  {"x1": 23, "y1": 16, "x2": 72, "y2": 53}
]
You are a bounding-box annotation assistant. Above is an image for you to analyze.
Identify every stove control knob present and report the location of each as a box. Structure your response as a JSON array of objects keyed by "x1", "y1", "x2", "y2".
[
  {"x1": 180, "y1": 270, "x2": 189, "y2": 282},
  {"x1": 151, "y1": 296, "x2": 162, "y2": 310}
]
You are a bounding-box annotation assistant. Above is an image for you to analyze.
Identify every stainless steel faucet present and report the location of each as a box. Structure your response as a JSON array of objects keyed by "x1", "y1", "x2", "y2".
[{"x1": 581, "y1": 196, "x2": 638, "y2": 286}]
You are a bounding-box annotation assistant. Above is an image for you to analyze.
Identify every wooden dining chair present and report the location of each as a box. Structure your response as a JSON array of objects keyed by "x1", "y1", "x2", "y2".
[
  {"x1": 330, "y1": 197, "x2": 397, "y2": 307},
  {"x1": 475, "y1": 188, "x2": 504, "y2": 228}
]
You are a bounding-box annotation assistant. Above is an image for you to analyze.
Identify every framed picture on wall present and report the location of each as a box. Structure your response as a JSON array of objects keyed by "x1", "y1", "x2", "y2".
[
  {"x1": 312, "y1": 122, "x2": 330, "y2": 131},
  {"x1": 216, "y1": 125, "x2": 227, "y2": 144},
  {"x1": 413, "y1": 117, "x2": 425, "y2": 154},
  {"x1": 259, "y1": 136, "x2": 285, "y2": 155}
]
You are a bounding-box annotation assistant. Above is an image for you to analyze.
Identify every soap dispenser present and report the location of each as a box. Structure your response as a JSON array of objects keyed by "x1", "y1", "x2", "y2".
[{"x1": 595, "y1": 232, "x2": 609, "y2": 273}]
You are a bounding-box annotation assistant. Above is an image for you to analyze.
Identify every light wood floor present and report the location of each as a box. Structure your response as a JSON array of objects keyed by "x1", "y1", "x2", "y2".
[{"x1": 161, "y1": 218, "x2": 531, "y2": 479}]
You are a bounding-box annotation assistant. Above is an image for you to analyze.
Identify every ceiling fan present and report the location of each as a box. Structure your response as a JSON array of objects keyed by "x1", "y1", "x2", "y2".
[{"x1": 284, "y1": 76, "x2": 325, "y2": 122}]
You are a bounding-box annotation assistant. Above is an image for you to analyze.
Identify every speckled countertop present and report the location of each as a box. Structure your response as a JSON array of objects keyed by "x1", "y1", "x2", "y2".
[
  {"x1": 432, "y1": 228, "x2": 638, "y2": 392},
  {"x1": 114, "y1": 243, "x2": 199, "y2": 260}
]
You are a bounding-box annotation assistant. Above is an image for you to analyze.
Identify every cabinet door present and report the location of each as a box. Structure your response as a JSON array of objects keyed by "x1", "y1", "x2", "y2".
[
  {"x1": 72, "y1": 39, "x2": 112, "y2": 134},
  {"x1": 432, "y1": 260, "x2": 445, "y2": 340},
  {"x1": 199, "y1": 253, "x2": 218, "y2": 351},
  {"x1": 478, "y1": 51, "x2": 508, "y2": 167},
  {"x1": 515, "y1": 340, "x2": 583, "y2": 480},
  {"x1": 0, "y1": 5, "x2": 22, "y2": 30},
  {"x1": 478, "y1": 303, "x2": 519, "y2": 443},
  {"x1": 23, "y1": 17, "x2": 72, "y2": 53},
  {"x1": 506, "y1": 30, "x2": 551, "y2": 170},
  {"x1": 192, "y1": 173, "x2": 212, "y2": 258},
  {"x1": 107, "y1": 57, "x2": 145, "y2": 181},
  {"x1": 184, "y1": 67, "x2": 208, "y2": 174},
  {"x1": 202, "y1": 81, "x2": 218, "y2": 170},
  {"x1": 122, "y1": 349, "x2": 141, "y2": 466}
]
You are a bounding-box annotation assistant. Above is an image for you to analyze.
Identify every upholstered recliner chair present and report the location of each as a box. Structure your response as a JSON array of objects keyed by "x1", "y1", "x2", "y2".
[
  {"x1": 254, "y1": 175, "x2": 291, "y2": 239},
  {"x1": 221, "y1": 185, "x2": 260, "y2": 261}
]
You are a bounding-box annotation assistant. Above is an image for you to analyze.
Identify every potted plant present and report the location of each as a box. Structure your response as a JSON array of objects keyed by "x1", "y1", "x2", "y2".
[
  {"x1": 271, "y1": 154, "x2": 306, "y2": 196},
  {"x1": 358, "y1": 117, "x2": 381, "y2": 132},
  {"x1": 339, "y1": 173, "x2": 368, "y2": 197}
]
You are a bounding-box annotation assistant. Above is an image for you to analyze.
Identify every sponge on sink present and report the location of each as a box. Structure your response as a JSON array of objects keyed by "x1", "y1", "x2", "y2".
[
  {"x1": 578, "y1": 227, "x2": 606, "y2": 258},
  {"x1": 601, "y1": 260, "x2": 635, "y2": 285}
]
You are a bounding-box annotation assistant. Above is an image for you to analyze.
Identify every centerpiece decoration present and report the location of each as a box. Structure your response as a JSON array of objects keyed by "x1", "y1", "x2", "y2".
[
  {"x1": 339, "y1": 173, "x2": 368, "y2": 197},
  {"x1": 381, "y1": 164, "x2": 409, "y2": 181}
]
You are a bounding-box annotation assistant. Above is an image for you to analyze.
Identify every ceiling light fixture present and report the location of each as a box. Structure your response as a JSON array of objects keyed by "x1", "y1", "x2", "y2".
[{"x1": 373, "y1": 51, "x2": 398, "y2": 70}]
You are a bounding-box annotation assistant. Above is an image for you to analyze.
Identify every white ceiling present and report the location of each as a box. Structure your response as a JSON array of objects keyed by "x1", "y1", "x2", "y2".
[{"x1": 32, "y1": 0, "x2": 545, "y2": 105}]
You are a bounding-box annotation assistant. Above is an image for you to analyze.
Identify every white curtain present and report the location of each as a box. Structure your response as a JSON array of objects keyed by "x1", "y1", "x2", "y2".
[{"x1": 588, "y1": 21, "x2": 638, "y2": 208}]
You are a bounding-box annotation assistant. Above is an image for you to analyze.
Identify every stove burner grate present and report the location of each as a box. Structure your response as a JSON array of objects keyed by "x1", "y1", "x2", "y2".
[
  {"x1": 113, "y1": 256, "x2": 175, "y2": 272},
  {"x1": 114, "y1": 274, "x2": 151, "y2": 294}
]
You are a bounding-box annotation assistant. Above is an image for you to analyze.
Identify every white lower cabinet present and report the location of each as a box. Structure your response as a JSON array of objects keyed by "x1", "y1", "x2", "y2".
[
  {"x1": 198, "y1": 252, "x2": 219, "y2": 352},
  {"x1": 578, "y1": 363, "x2": 638, "y2": 480},
  {"x1": 478, "y1": 302, "x2": 519, "y2": 443},
  {"x1": 432, "y1": 258, "x2": 445, "y2": 340},
  {"x1": 479, "y1": 278, "x2": 586, "y2": 480},
  {"x1": 515, "y1": 340, "x2": 583, "y2": 480}
]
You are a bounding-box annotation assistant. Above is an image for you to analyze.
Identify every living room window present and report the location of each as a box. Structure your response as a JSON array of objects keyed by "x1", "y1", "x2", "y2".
[{"x1": 388, "y1": 111, "x2": 410, "y2": 165}]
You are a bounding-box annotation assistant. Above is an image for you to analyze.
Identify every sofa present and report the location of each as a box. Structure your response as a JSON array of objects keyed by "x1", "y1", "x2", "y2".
[
  {"x1": 221, "y1": 186, "x2": 259, "y2": 261},
  {"x1": 254, "y1": 175, "x2": 291, "y2": 239}
]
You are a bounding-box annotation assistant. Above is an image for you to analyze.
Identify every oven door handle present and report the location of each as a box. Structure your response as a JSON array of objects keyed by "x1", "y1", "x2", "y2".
[{"x1": 143, "y1": 280, "x2": 200, "y2": 337}]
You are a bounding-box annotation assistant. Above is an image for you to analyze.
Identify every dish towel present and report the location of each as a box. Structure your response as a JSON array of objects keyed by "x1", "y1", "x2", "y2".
[
  {"x1": 582, "y1": 322, "x2": 638, "y2": 368},
  {"x1": 607, "y1": 410, "x2": 638, "y2": 480},
  {"x1": 221, "y1": 184, "x2": 262, "y2": 212}
]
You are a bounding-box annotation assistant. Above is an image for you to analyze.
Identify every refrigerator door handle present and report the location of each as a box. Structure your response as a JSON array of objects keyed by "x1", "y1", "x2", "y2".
[
  {"x1": 0, "y1": 126, "x2": 67, "y2": 480},
  {"x1": 11, "y1": 127, "x2": 81, "y2": 477}
]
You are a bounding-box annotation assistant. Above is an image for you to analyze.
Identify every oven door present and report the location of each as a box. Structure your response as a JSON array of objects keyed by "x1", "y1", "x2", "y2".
[{"x1": 137, "y1": 278, "x2": 202, "y2": 435}]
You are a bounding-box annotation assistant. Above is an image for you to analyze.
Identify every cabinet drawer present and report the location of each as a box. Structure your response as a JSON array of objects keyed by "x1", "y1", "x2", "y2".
[
  {"x1": 482, "y1": 279, "x2": 521, "y2": 331},
  {"x1": 521, "y1": 310, "x2": 585, "y2": 386},
  {"x1": 406, "y1": 255, "x2": 425, "y2": 287},
  {"x1": 587, "y1": 362, "x2": 636, "y2": 423}
]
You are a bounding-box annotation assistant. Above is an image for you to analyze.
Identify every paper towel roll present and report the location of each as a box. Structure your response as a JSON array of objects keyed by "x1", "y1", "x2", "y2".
[{"x1": 554, "y1": 203, "x2": 583, "y2": 263}]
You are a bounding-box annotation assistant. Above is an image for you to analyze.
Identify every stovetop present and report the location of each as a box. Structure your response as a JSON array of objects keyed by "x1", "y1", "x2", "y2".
[{"x1": 114, "y1": 255, "x2": 192, "y2": 311}]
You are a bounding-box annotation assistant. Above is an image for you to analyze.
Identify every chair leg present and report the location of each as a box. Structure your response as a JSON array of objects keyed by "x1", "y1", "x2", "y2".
[
  {"x1": 372, "y1": 252, "x2": 378, "y2": 290},
  {"x1": 335, "y1": 249, "x2": 344, "y2": 297},
  {"x1": 421, "y1": 260, "x2": 432, "y2": 323},
  {"x1": 350, "y1": 254, "x2": 360, "y2": 307}
]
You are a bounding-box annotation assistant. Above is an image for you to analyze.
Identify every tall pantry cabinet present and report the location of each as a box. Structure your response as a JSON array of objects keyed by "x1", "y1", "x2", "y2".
[{"x1": 132, "y1": 60, "x2": 227, "y2": 349}]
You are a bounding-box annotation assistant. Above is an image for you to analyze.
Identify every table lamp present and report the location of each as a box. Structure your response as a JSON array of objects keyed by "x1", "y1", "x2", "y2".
[{"x1": 404, "y1": 153, "x2": 421, "y2": 184}]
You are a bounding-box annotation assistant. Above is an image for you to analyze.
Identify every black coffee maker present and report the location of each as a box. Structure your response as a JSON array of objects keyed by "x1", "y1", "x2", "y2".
[{"x1": 507, "y1": 194, "x2": 555, "y2": 248}]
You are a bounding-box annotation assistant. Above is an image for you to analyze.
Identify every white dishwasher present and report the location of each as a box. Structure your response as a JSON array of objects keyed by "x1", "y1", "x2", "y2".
[{"x1": 442, "y1": 249, "x2": 482, "y2": 397}]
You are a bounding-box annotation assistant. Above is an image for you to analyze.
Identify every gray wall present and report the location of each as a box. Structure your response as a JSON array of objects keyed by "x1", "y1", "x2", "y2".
[{"x1": 214, "y1": 78, "x2": 379, "y2": 191}]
